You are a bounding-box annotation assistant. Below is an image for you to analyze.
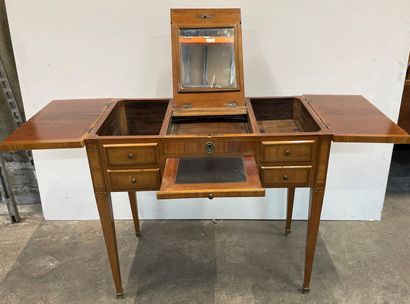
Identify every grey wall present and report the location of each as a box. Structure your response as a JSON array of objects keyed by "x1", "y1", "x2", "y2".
[{"x1": 0, "y1": 0, "x2": 39, "y2": 205}]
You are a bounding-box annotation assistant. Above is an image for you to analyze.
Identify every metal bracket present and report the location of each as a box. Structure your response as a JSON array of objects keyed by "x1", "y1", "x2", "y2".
[
  {"x1": 0, "y1": 154, "x2": 20, "y2": 223},
  {"x1": 226, "y1": 101, "x2": 237, "y2": 108},
  {"x1": 0, "y1": 56, "x2": 37, "y2": 223}
]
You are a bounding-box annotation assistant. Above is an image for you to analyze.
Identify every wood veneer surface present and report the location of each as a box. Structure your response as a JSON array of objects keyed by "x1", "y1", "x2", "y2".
[
  {"x1": 398, "y1": 80, "x2": 410, "y2": 134},
  {"x1": 305, "y1": 95, "x2": 410, "y2": 143},
  {"x1": 0, "y1": 99, "x2": 112, "y2": 150}
]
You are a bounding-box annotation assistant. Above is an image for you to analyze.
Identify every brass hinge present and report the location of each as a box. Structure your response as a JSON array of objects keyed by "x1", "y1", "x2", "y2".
[{"x1": 226, "y1": 101, "x2": 237, "y2": 108}]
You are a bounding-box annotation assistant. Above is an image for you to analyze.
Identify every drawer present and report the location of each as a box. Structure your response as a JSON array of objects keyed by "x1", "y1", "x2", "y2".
[
  {"x1": 108, "y1": 168, "x2": 161, "y2": 191},
  {"x1": 157, "y1": 156, "x2": 265, "y2": 199},
  {"x1": 103, "y1": 143, "x2": 158, "y2": 167},
  {"x1": 261, "y1": 165, "x2": 311, "y2": 187},
  {"x1": 261, "y1": 140, "x2": 315, "y2": 163},
  {"x1": 162, "y1": 140, "x2": 256, "y2": 157}
]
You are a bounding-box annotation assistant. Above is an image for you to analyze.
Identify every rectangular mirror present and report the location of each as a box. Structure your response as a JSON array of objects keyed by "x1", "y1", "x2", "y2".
[{"x1": 179, "y1": 27, "x2": 237, "y2": 91}]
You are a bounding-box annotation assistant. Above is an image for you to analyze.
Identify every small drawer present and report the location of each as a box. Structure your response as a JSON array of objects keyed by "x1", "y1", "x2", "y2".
[
  {"x1": 261, "y1": 165, "x2": 311, "y2": 187},
  {"x1": 261, "y1": 140, "x2": 315, "y2": 163},
  {"x1": 104, "y1": 143, "x2": 158, "y2": 167},
  {"x1": 108, "y1": 168, "x2": 161, "y2": 191},
  {"x1": 162, "y1": 140, "x2": 256, "y2": 157}
]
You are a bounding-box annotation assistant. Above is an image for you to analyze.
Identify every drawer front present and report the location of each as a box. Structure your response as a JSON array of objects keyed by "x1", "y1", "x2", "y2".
[
  {"x1": 162, "y1": 140, "x2": 256, "y2": 157},
  {"x1": 261, "y1": 166, "x2": 311, "y2": 187},
  {"x1": 104, "y1": 143, "x2": 158, "y2": 167},
  {"x1": 261, "y1": 140, "x2": 315, "y2": 163},
  {"x1": 157, "y1": 156, "x2": 265, "y2": 199},
  {"x1": 108, "y1": 169, "x2": 161, "y2": 191}
]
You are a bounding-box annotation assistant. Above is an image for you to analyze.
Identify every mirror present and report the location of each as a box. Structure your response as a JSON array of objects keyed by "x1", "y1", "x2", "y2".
[{"x1": 179, "y1": 27, "x2": 237, "y2": 90}]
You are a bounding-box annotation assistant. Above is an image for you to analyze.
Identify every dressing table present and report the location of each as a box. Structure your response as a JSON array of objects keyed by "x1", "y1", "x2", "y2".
[{"x1": 1, "y1": 8, "x2": 409, "y2": 297}]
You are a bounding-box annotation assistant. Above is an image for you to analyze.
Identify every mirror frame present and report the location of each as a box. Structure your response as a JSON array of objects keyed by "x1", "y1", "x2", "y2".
[
  {"x1": 176, "y1": 25, "x2": 240, "y2": 92},
  {"x1": 170, "y1": 9, "x2": 245, "y2": 110}
]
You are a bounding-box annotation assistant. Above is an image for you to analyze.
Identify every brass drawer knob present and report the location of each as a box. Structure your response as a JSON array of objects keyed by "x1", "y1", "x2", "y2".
[
  {"x1": 131, "y1": 177, "x2": 137, "y2": 184},
  {"x1": 128, "y1": 153, "x2": 134, "y2": 160},
  {"x1": 283, "y1": 174, "x2": 289, "y2": 181},
  {"x1": 208, "y1": 193, "x2": 214, "y2": 200},
  {"x1": 284, "y1": 149, "x2": 291, "y2": 156}
]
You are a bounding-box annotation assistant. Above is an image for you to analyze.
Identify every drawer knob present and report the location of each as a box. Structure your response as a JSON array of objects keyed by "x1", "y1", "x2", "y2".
[
  {"x1": 131, "y1": 177, "x2": 137, "y2": 184},
  {"x1": 284, "y1": 149, "x2": 291, "y2": 156},
  {"x1": 208, "y1": 193, "x2": 214, "y2": 200},
  {"x1": 128, "y1": 153, "x2": 134, "y2": 160},
  {"x1": 283, "y1": 174, "x2": 289, "y2": 181}
]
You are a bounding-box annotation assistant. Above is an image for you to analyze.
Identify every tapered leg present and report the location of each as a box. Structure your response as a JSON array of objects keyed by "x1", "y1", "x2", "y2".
[
  {"x1": 285, "y1": 187, "x2": 295, "y2": 236},
  {"x1": 128, "y1": 191, "x2": 141, "y2": 237},
  {"x1": 95, "y1": 192, "x2": 124, "y2": 297},
  {"x1": 302, "y1": 187, "x2": 325, "y2": 293}
]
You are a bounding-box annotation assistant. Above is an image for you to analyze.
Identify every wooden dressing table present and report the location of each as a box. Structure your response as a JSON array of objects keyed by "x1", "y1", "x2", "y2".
[{"x1": 1, "y1": 8, "x2": 409, "y2": 297}]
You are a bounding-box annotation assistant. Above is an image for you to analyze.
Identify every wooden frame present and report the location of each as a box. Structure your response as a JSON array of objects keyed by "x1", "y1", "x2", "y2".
[
  {"x1": 0, "y1": 8, "x2": 410, "y2": 299},
  {"x1": 171, "y1": 8, "x2": 245, "y2": 111}
]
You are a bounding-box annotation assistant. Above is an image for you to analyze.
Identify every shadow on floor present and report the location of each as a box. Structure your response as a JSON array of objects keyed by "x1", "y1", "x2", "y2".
[{"x1": 125, "y1": 220, "x2": 340, "y2": 304}]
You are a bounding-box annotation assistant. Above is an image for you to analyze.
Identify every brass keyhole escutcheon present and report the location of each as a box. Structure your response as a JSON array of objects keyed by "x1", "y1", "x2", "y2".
[
  {"x1": 128, "y1": 153, "x2": 134, "y2": 160},
  {"x1": 283, "y1": 174, "x2": 289, "y2": 181},
  {"x1": 205, "y1": 142, "x2": 214, "y2": 154},
  {"x1": 284, "y1": 149, "x2": 291, "y2": 156},
  {"x1": 131, "y1": 177, "x2": 137, "y2": 184}
]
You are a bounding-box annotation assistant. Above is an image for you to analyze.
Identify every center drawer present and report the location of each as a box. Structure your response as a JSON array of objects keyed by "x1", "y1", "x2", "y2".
[
  {"x1": 103, "y1": 143, "x2": 158, "y2": 167},
  {"x1": 157, "y1": 156, "x2": 265, "y2": 199},
  {"x1": 261, "y1": 140, "x2": 315, "y2": 163}
]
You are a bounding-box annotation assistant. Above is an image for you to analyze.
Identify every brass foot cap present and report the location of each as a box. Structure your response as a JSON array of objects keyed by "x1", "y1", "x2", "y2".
[
  {"x1": 285, "y1": 229, "x2": 291, "y2": 236},
  {"x1": 116, "y1": 290, "x2": 124, "y2": 298},
  {"x1": 302, "y1": 287, "x2": 310, "y2": 294}
]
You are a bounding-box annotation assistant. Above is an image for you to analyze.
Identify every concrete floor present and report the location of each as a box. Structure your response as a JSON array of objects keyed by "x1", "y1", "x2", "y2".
[{"x1": 0, "y1": 148, "x2": 409, "y2": 304}]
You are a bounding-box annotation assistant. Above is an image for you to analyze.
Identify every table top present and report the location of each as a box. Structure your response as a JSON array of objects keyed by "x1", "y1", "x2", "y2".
[
  {"x1": 305, "y1": 95, "x2": 410, "y2": 143},
  {"x1": 0, "y1": 98, "x2": 113, "y2": 151},
  {"x1": 1, "y1": 95, "x2": 409, "y2": 151}
]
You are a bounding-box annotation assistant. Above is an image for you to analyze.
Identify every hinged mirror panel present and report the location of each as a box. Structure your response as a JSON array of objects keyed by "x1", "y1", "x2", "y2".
[
  {"x1": 179, "y1": 27, "x2": 238, "y2": 91},
  {"x1": 171, "y1": 9, "x2": 245, "y2": 111}
]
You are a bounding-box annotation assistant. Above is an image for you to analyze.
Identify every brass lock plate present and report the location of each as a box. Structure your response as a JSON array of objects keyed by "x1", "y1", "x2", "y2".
[{"x1": 205, "y1": 142, "x2": 214, "y2": 154}]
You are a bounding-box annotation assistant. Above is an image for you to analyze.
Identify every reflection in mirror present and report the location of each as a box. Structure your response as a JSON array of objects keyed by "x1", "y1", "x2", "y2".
[{"x1": 179, "y1": 27, "x2": 237, "y2": 90}]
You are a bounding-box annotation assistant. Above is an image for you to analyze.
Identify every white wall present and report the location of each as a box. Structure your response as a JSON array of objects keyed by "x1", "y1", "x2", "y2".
[{"x1": 5, "y1": 0, "x2": 410, "y2": 220}]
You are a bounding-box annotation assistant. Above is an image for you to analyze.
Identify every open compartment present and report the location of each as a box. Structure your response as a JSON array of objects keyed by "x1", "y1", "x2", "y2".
[
  {"x1": 167, "y1": 114, "x2": 252, "y2": 135},
  {"x1": 157, "y1": 156, "x2": 265, "y2": 199},
  {"x1": 97, "y1": 100, "x2": 169, "y2": 136},
  {"x1": 250, "y1": 97, "x2": 320, "y2": 133}
]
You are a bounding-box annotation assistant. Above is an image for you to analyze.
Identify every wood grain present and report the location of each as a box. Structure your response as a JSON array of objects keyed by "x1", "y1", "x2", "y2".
[
  {"x1": 128, "y1": 191, "x2": 141, "y2": 237},
  {"x1": 171, "y1": 9, "x2": 245, "y2": 110},
  {"x1": 94, "y1": 192, "x2": 124, "y2": 296},
  {"x1": 305, "y1": 95, "x2": 410, "y2": 143},
  {"x1": 0, "y1": 98, "x2": 113, "y2": 151},
  {"x1": 303, "y1": 187, "x2": 325, "y2": 292},
  {"x1": 398, "y1": 80, "x2": 410, "y2": 134},
  {"x1": 261, "y1": 140, "x2": 315, "y2": 163},
  {"x1": 103, "y1": 143, "x2": 158, "y2": 167},
  {"x1": 251, "y1": 97, "x2": 321, "y2": 133},
  {"x1": 260, "y1": 165, "x2": 312, "y2": 187},
  {"x1": 157, "y1": 156, "x2": 265, "y2": 199},
  {"x1": 168, "y1": 115, "x2": 251, "y2": 135},
  {"x1": 107, "y1": 168, "x2": 160, "y2": 192},
  {"x1": 285, "y1": 187, "x2": 295, "y2": 235}
]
